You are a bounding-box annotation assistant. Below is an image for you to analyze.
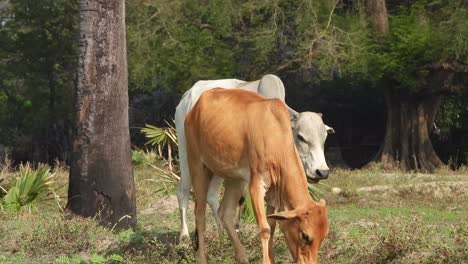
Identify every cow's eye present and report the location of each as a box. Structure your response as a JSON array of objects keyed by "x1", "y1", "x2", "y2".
[
  {"x1": 297, "y1": 134, "x2": 306, "y2": 142},
  {"x1": 300, "y1": 231, "x2": 311, "y2": 244}
]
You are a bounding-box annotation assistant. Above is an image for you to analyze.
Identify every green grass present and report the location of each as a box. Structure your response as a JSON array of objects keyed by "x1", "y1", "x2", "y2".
[
  {"x1": 331, "y1": 205, "x2": 466, "y2": 223},
  {"x1": 0, "y1": 165, "x2": 467, "y2": 263}
]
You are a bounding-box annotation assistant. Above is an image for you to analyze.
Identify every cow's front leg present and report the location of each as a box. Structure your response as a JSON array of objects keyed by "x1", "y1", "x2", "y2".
[
  {"x1": 266, "y1": 205, "x2": 276, "y2": 264},
  {"x1": 249, "y1": 178, "x2": 271, "y2": 264}
]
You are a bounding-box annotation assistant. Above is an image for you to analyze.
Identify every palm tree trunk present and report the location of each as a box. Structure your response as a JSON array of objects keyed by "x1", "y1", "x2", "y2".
[{"x1": 68, "y1": 0, "x2": 136, "y2": 229}]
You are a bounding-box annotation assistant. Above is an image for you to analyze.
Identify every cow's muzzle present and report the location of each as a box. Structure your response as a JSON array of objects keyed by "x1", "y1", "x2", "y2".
[
  {"x1": 307, "y1": 177, "x2": 320, "y2": 184},
  {"x1": 316, "y1": 169, "x2": 329, "y2": 179}
]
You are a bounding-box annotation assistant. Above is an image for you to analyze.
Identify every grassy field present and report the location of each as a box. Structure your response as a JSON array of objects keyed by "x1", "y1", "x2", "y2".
[{"x1": 0, "y1": 163, "x2": 467, "y2": 264}]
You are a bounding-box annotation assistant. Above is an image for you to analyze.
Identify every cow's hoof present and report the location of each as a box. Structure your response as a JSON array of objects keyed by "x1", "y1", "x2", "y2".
[{"x1": 178, "y1": 233, "x2": 190, "y2": 244}]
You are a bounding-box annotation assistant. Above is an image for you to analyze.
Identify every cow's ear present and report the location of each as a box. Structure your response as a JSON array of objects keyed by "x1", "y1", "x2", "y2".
[
  {"x1": 290, "y1": 111, "x2": 299, "y2": 129},
  {"x1": 268, "y1": 208, "x2": 303, "y2": 220},
  {"x1": 325, "y1": 125, "x2": 335, "y2": 134},
  {"x1": 318, "y1": 199, "x2": 326, "y2": 206}
]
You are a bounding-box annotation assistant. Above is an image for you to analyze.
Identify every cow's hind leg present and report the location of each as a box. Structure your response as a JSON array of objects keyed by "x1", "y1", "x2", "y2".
[
  {"x1": 190, "y1": 161, "x2": 212, "y2": 264},
  {"x1": 176, "y1": 172, "x2": 191, "y2": 240},
  {"x1": 206, "y1": 175, "x2": 223, "y2": 232},
  {"x1": 218, "y1": 180, "x2": 249, "y2": 264},
  {"x1": 235, "y1": 194, "x2": 246, "y2": 233},
  {"x1": 175, "y1": 111, "x2": 191, "y2": 240}
]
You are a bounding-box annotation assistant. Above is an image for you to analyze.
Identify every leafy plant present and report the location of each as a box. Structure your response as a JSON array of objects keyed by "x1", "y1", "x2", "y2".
[
  {"x1": 89, "y1": 254, "x2": 106, "y2": 264},
  {"x1": 131, "y1": 149, "x2": 158, "y2": 166},
  {"x1": 55, "y1": 253, "x2": 123, "y2": 264},
  {"x1": 146, "y1": 162, "x2": 180, "y2": 194},
  {"x1": 2, "y1": 163, "x2": 56, "y2": 211},
  {"x1": 241, "y1": 192, "x2": 256, "y2": 224},
  {"x1": 106, "y1": 254, "x2": 124, "y2": 263},
  {"x1": 0, "y1": 159, "x2": 13, "y2": 199},
  {"x1": 55, "y1": 255, "x2": 82, "y2": 264},
  {"x1": 308, "y1": 183, "x2": 326, "y2": 202},
  {"x1": 141, "y1": 120, "x2": 178, "y2": 171}
]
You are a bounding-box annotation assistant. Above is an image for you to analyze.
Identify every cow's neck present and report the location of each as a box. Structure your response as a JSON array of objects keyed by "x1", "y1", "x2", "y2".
[{"x1": 270, "y1": 155, "x2": 313, "y2": 211}]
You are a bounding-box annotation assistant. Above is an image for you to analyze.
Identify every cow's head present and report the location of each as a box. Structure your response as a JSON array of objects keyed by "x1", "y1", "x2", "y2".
[
  {"x1": 291, "y1": 112, "x2": 334, "y2": 183},
  {"x1": 268, "y1": 199, "x2": 328, "y2": 264}
]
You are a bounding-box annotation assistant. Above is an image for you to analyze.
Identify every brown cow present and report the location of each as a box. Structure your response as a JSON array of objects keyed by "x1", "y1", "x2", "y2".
[{"x1": 185, "y1": 89, "x2": 328, "y2": 264}]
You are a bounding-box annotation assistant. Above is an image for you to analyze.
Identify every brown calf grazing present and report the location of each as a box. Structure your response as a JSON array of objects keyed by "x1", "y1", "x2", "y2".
[{"x1": 185, "y1": 89, "x2": 328, "y2": 264}]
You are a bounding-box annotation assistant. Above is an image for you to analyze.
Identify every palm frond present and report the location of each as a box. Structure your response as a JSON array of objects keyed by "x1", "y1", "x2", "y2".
[{"x1": 2, "y1": 163, "x2": 56, "y2": 211}]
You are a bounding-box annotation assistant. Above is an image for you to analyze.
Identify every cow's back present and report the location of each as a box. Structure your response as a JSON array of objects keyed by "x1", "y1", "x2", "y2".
[
  {"x1": 177, "y1": 79, "x2": 246, "y2": 115},
  {"x1": 185, "y1": 89, "x2": 293, "y2": 179}
]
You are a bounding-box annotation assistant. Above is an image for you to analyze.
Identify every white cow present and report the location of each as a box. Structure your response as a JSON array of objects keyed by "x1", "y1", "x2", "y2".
[{"x1": 175, "y1": 74, "x2": 334, "y2": 239}]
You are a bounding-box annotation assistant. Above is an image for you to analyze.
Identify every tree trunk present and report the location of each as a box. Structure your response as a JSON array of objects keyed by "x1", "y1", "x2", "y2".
[
  {"x1": 376, "y1": 88, "x2": 444, "y2": 172},
  {"x1": 367, "y1": 0, "x2": 389, "y2": 35},
  {"x1": 68, "y1": 0, "x2": 136, "y2": 229},
  {"x1": 366, "y1": 0, "x2": 443, "y2": 172}
]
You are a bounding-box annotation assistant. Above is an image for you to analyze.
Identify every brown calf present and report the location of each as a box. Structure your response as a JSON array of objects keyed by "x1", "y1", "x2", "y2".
[{"x1": 185, "y1": 89, "x2": 328, "y2": 264}]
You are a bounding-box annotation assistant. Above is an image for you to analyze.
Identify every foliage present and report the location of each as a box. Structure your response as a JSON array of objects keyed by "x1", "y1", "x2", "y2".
[
  {"x1": 126, "y1": 0, "x2": 237, "y2": 92},
  {"x1": 131, "y1": 149, "x2": 158, "y2": 166},
  {"x1": 308, "y1": 183, "x2": 326, "y2": 202},
  {"x1": 78, "y1": 253, "x2": 124, "y2": 264},
  {"x1": 125, "y1": 0, "x2": 367, "y2": 93},
  {"x1": 145, "y1": 162, "x2": 180, "y2": 195},
  {"x1": 141, "y1": 122, "x2": 178, "y2": 150},
  {"x1": 241, "y1": 192, "x2": 256, "y2": 224},
  {"x1": 131, "y1": 148, "x2": 180, "y2": 194},
  {"x1": 55, "y1": 255, "x2": 82, "y2": 264},
  {"x1": 436, "y1": 95, "x2": 468, "y2": 136},
  {"x1": 0, "y1": 0, "x2": 78, "y2": 162},
  {"x1": 363, "y1": 0, "x2": 468, "y2": 91},
  {"x1": 141, "y1": 121, "x2": 178, "y2": 171},
  {"x1": 1, "y1": 163, "x2": 57, "y2": 211},
  {"x1": 0, "y1": 159, "x2": 13, "y2": 198},
  {"x1": 0, "y1": 0, "x2": 466, "y2": 165}
]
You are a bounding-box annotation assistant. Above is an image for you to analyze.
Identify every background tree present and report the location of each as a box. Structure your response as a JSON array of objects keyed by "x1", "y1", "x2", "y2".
[
  {"x1": 364, "y1": 0, "x2": 468, "y2": 171},
  {"x1": 125, "y1": 0, "x2": 467, "y2": 170},
  {"x1": 0, "y1": 0, "x2": 466, "y2": 169},
  {"x1": 67, "y1": 0, "x2": 136, "y2": 229},
  {"x1": 0, "y1": 0, "x2": 77, "y2": 163}
]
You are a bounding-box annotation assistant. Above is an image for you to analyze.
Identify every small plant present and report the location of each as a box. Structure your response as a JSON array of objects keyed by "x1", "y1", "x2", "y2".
[
  {"x1": 308, "y1": 183, "x2": 326, "y2": 202},
  {"x1": 106, "y1": 254, "x2": 124, "y2": 263},
  {"x1": 141, "y1": 120, "x2": 178, "y2": 171},
  {"x1": 241, "y1": 192, "x2": 256, "y2": 224},
  {"x1": 146, "y1": 162, "x2": 180, "y2": 194},
  {"x1": 55, "y1": 255, "x2": 82, "y2": 264},
  {"x1": 0, "y1": 159, "x2": 13, "y2": 199},
  {"x1": 365, "y1": 162, "x2": 385, "y2": 173},
  {"x1": 55, "y1": 255, "x2": 71, "y2": 264},
  {"x1": 131, "y1": 149, "x2": 158, "y2": 166},
  {"x1": 1, "y1": 163, "x2": 56, "y2": 212},
  {"x1": 89, "y1": 254, "x2": 107, "y2": 264}
]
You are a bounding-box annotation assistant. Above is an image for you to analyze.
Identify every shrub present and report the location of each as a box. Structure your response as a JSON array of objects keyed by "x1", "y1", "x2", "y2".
[
  {"x1": 140, "y1": 121, "x2": 178, "y2": 171},
  {"x1": 1, "y1": 164, "x2": 57, "y2": 211},
  {"x1": 131, "y1": 149, "x2": 158, "y2": 166}
]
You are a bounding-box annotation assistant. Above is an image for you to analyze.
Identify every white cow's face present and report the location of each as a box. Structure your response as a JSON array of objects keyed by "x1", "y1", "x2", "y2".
[{"x1": 291, "y1": 112, "x2": 334, "y2": 182}]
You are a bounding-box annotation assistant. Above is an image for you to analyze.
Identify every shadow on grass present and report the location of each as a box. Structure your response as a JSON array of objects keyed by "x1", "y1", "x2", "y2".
[{"x1": 105, "y1": 228, "x2": 198, "y2": 263}]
